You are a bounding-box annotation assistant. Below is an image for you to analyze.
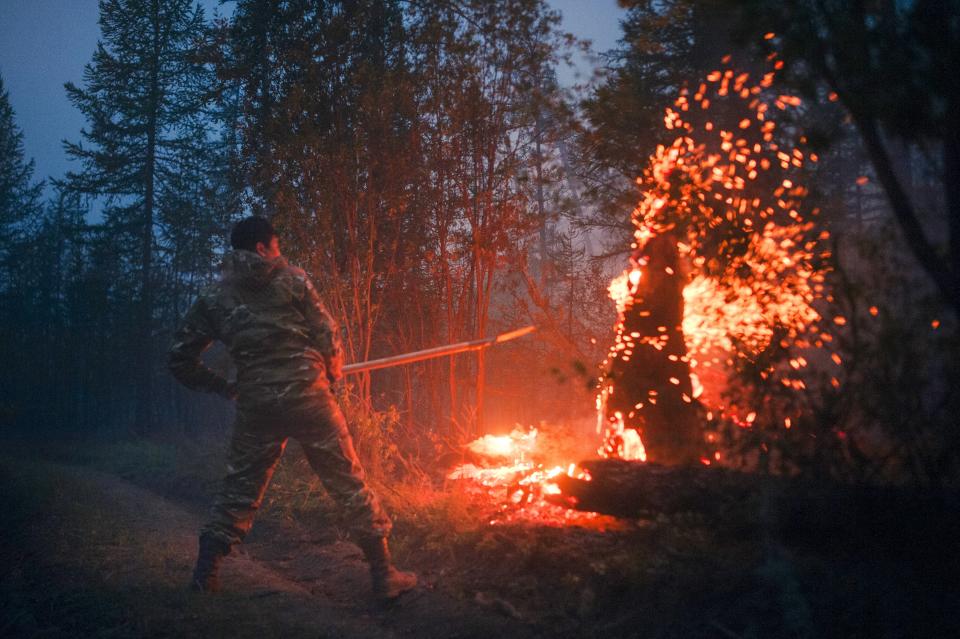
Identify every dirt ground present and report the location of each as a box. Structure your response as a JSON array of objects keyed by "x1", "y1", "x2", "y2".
[
  {"x1": 0, "y1": 454, "x2": 543, "y2": 638},
  {"x1": 2, "y1": 440, "x2": 958, "y2": 638}
]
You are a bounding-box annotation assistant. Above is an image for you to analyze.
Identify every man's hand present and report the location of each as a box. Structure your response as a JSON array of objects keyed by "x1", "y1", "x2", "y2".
[{"x1": 325, "y1": 350, "x2": 344, "y2": 386}]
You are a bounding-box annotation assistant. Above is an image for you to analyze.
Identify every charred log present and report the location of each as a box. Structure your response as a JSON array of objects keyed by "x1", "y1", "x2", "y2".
[
  {"x1": 552, "y1": 459, "x2": 757, "y2": 520},
  {"x1": 551, "y1": 459, "x2": 960, "y2": 553}
]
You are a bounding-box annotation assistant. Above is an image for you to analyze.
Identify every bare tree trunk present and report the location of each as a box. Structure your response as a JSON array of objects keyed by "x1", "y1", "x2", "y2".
[
  {"x1": 534, "y1": 110, "x2": 549, "y2": 291},
  {"x1": 438, "y1": 220, "x2": 459, "y2": 434},
  {"x1": 471, "y1": 214, "x2": 484, "y2": 436},
  {"x1": 854, "y1": 116, "x2": 958, "y2": 311},
  {"x1": 135, "y1": 0, "x2": 161, "y2": 433},
  {"x1": 944, "y1": 130, "x2": 960, "y2": 308}
]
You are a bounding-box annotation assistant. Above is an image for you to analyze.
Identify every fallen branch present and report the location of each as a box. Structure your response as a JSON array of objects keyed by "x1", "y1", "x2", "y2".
[
  {"x1": 550, "y1": 459, "x2": 759, "y2": 520},
  {"x1": 549, "y1": 459, "x2": 960, "y2": 552}
]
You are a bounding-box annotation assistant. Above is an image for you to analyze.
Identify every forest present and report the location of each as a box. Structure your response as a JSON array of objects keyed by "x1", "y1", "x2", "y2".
[{"x1": 1, "y1": 0, "x2": 958, "y2": 637}]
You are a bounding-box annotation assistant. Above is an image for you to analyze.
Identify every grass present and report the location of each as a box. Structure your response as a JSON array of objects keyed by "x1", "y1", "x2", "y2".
[{"x1": 39, "y1": 435, "x2": 224, "y2": 504}]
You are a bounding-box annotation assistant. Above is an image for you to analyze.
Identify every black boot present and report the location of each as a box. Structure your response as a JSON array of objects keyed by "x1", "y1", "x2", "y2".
[
  {"x1": 191, "y1": 533, "x2": 230, "y2": 593},
  {"x1": 357, "y1": 536, "x2": 417, "y2": 601}
]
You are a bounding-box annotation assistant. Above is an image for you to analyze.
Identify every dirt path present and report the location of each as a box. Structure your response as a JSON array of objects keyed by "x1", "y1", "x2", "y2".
[{"x1": 0, "y1": 457, "x2": 538, "y2": 638}]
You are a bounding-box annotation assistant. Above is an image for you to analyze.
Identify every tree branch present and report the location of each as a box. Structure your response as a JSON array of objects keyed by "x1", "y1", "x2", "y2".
[{"x1": 854, "y1": 115, "x2": 958, "y2": 311}]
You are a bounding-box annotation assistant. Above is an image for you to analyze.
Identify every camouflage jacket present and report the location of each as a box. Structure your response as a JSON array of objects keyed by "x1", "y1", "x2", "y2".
[{"x1": 168, "y1": 250, "x2": 344, "y2": 413}]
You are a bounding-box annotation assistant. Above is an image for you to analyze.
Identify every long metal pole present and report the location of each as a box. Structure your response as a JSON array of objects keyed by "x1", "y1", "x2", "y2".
[{"x1": 342, "y1": 325, "x2": 536, "y2": 375}]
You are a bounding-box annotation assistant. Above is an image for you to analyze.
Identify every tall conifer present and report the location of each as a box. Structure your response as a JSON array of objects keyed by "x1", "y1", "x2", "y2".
[
  {"x1": 0, "y1": 74, "x2": 44, "y2": 282},
  {"x1": 63, "y1": 0, "x2": 223, "y2": 430},
  {"x1": 0, "y1": 73, "x2": 44, "y2": 423}
]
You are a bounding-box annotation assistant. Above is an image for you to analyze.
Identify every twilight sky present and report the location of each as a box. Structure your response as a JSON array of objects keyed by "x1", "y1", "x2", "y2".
[{"x1": 0, "y1": 0, "x2": 626, "y2": 190}]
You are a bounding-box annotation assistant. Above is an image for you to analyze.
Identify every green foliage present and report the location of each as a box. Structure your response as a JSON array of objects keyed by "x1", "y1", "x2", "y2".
[
  {"x1": 339, "y1": 386, "x2": 403, "y2": 478},
  {"x1": 724, "y1": 0, "x2": 960, "y2": 312},
  {"x1": 579, "y1": 0, "x2": 737, "y2": 250},
  {"x1": 729, "y1": 0, "x2": 959, "y2": 144},
  {"x1": 825, "y1": 218, "x2": 958, "y2": 483}
]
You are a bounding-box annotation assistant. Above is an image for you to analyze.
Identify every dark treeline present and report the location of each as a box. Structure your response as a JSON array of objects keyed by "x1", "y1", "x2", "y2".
[{"x1": 1, "y1": 0, "x2": 956, "y2": 484}]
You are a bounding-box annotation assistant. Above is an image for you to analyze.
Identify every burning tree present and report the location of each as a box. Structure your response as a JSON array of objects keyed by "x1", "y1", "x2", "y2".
[
  {"x1": 600, "y1": 232, "x2": 699, "y2": 465},
  {"x1": 597, "y1": 54, "x2": 832, "y2": 468},
  {"x1": 448, "y1": 54, "x2": 840, "y2": 518}
]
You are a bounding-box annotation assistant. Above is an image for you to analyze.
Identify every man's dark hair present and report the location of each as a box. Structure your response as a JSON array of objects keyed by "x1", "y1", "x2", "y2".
[{"x1": 230, "y1": 216, "x2": 276, "y2": 252}]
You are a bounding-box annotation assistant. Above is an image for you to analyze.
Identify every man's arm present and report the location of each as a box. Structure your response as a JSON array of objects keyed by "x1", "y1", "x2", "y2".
[
  {"x1": 302, "y1": 277, "x2": 344, "y2": 384},
  {"x1": 168, "y1": 296, "x2": 235, "y2": 398}
]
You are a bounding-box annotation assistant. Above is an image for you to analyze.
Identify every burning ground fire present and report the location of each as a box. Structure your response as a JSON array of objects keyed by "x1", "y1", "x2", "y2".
[
  {"x1": 446, "y1": 427, "x2": 600, "y2": 525},
  {"x1": 449, "y1": 51, "x2": 836, "y2": 520}
]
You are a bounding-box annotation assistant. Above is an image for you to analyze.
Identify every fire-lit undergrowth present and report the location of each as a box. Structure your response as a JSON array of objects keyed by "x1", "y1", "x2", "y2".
[{"x1": 450, "y1": 52, "x2": 839, "y2": 513}]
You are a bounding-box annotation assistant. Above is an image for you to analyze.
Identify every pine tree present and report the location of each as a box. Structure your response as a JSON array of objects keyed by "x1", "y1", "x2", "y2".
[
  {"x1": 0, "y1": 74, "x2": 44, "y2": 287},
  {"x1": 0, "y1": 73, "x2": 45, "y2": 425},
  {"x1": 63, "y1": 0, "x2": 225, "y2": 431}
]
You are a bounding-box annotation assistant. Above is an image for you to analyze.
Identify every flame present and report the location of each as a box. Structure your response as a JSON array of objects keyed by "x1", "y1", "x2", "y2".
[
  {"x1": 620, "y1": 426, "x2": 648, "y2": 461},
  {"x1": 447, "y1": 427, "x2": 598, "y2": 525},
  {"x1": 608, "y1": 268, "x2": 642, "y2": 315},
  {"x1": 466, "y1": 430, "x2": 536, "y2": 458}
]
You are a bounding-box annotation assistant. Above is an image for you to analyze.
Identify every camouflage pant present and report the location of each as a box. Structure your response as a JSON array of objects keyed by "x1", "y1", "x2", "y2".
[{"x1": 201, "y1": 393, "x2": 391, "y2": 548}]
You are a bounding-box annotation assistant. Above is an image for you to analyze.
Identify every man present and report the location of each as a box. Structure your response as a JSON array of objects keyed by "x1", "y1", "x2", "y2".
[{"x1": 169, "y1": 216, "x2": 416, "y2": 600}]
